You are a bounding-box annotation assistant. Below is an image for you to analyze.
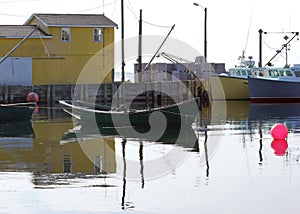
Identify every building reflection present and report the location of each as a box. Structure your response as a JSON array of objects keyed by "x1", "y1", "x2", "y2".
[{"x1": 0, "y1": 118, "x2": 116, "y2": 175}]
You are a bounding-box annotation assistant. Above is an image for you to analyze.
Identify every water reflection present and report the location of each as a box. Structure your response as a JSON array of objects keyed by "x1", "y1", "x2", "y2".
[
  {"x1": 199, "y1": 101, "x2": 300, "y2": 177},
  {"x1": 1, "y1": 102, "x2": 300, "y2": 213},
  {"x1": 0, "y1": 121, "x2": 34, "y2": 138}
]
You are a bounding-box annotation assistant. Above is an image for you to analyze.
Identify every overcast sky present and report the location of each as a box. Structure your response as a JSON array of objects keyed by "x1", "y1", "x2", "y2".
[{"x1": 1, "y1": 0, "x2": 300, "y2": 71}]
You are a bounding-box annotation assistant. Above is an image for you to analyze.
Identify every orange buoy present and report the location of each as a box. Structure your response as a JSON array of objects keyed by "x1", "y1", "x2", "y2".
[
  {"x1": 271, "y1": 139, "x2": 288, "y2": 156},
  {"x1": 26, "y1": 92, "x2": 39, "y2": 103},
  {"x1": 270, "y1": 123, "x2": 288, "y2": 140}
]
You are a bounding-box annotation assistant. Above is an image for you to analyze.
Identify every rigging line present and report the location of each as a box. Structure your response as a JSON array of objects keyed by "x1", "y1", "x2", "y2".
[
  {"x1": 0, "y1": 12, "x2": 26, "y2": 17},
  {"x1": 124, "y1": 0, "x2": 173, "y2": 29},
  {"x1": 142, "y1": 20, "x2": 173, "y2": 29},
  {"x1": 126, "y1": 0, "x2": 135, "y2": 14},
  {"x1": 262, "y1": 39, "x2": 281, "y2": 50},
  {"x1": 103, "y1": 0, "x2": 105, "y2": 14},
  {"x1": 265, "y1": 31, "x2": 297, "y2": 34},
  {"x1": 111, "y1": 0, "x2": 118, "y2": 17},
  {"x1": 126, "y1": 0, "x2": 134, "y2": 8},
  {"x1": 123, "y1": 1, "x2": 172, "y2": 29},
  {"x1": 77, "y1": 0, "x2": 120, "y2": 13},
  {"x1": 0, "y1": 0, "x2": 40, "y2": 3},
  {"x1": 124, "y1": 2, "x2": 138, "y2": 20},
  {"x1": 243, "y1": 9, "x2": 254, "y2": 53}
]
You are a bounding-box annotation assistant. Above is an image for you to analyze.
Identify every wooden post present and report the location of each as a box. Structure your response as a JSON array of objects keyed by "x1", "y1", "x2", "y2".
[
  {"x1": 145, "y1": 82, "x2": 149, "y2": 108},
  {"x1": 111, "y1": 68, "x2": 115, "y2": 104},
  {"x1": 10, "y1": 86, "x2": 14, "y2": 103},
  {"x1": 104, "y1": 83, "x2": 107, "y2": 105},
  {"x1": 52, "y1": 85, "x2": 56, "y2": 105},
  {"x1": 70, "y1": 84, "x2": 74, "y2": 100},
  {"x1": 153, "y1": 82, "x2": 157, "y2": 107},
  {"x1": 178, "y1": 81, "x2": 181, "y2": 103},
  {"x1": 4, "y1": 85, "x2": 8, "y2": 103},
  {"x1": 47, "y1": 85, "x2": 51, "y2": 106},
  {"x1": 84, "y1": 84, "x2": 88, "y2": 101}
]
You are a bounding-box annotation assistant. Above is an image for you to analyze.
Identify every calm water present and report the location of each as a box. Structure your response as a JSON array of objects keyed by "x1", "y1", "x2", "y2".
[{"x1": 1, "y1": 101, "x2": 300, "y2": 213}]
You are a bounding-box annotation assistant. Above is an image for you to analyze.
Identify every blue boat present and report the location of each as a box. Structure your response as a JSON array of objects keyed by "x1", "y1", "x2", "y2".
[{"x1": 248, "y1": 66, "x2": 300, "y2": 102}]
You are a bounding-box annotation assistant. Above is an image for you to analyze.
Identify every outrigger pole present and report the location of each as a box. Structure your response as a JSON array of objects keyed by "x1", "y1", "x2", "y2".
[
  {"x1": 259, "y1": 29, "x2": 299, "y2": 68},
  {"x1": 144, "y1": 24, "x2": 175, "y2": 71},
  {"x1": 0, "y1": 25, "x2": 39, "y2": 64},
  {"x1": 264, "y1": 32, "x2": 299, "y2": 67}
]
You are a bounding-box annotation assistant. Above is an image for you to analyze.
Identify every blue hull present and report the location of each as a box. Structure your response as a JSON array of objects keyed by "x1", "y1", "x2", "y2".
[{"x1": 248, "y1": 77, "x2": 300, "y2": 102}]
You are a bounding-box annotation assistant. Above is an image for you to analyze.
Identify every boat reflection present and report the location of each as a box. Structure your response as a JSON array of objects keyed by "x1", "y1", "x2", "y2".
[
  {"x1": 0, "y1": 121, "x2": 35, "y2": 172},
  {"x1": 0, "y1": 121, "x2": 34, "y2": 138},
  {"x1": 61, "y1": 123, "x2": 199, "y2": 152},
  {"x1": 249, "y1": 102, "x2": 300, "y2": 130},
  {"x1": 210, "y1": 100, "x2": 300, "y2": 131},
  {"x1": 200, "y1": 100, "x2": 300, "y2": 170},
  {"x1": 60, "y1": 123, "x2": 200, "y2": 210},
  {"x1": 0, "y1": 117, "x2": 116, "y2": 176}
]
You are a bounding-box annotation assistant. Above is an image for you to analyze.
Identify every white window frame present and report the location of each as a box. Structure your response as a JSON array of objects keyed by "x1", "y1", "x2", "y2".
[
  {"x1": 93, "y1": 28, "x2": 102, "y2": 42},
  {"x1": 61, "y1": 27, "x2": 70, "y2": 42}
]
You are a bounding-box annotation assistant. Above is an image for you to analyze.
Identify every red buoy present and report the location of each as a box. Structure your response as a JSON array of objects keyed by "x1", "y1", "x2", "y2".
[
  {"x1": 271, "y1": 139, "x2": 288, "y2": 156},
  {"x1": 26, "y1": 92, "x2": 39, "y2": 103},
  {"x1": 270, "y1": 123, "x2": 288, "y2": 140}
]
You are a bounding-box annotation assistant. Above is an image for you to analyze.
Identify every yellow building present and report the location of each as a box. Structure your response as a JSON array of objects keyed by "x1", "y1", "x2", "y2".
[{"x1": 0, "y1": 14, "x2": 118, "y2": 85}]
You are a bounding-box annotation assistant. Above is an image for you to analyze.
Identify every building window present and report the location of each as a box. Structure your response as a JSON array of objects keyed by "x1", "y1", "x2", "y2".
[
  {"x1": 94, "y1": 28, "x2": 102, "y2": 42},
  {"x1": 63, "y1": 154, "x2": 72, "y2": 173},
  {"x1": 61, "y1": 27, "x2": 70, "y2": 42}
]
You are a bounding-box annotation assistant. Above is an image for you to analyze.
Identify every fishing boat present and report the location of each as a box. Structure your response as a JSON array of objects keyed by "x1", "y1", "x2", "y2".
[
  {"x1": 248, "y1": 66, "x2": 300, "y2": 102},
  {"x1": 211, "y1": 30, "x2": 300, "y2": 100},
  {"x1": 210, "y1": 55, "x2": 260, "y2": 100},
  {"x1": 59, "y1": 97, "x2": 200, "y2": 128},
  {"x1": 0, "y1": 102, "x2": 36, "y2": 122},
  {"x1": 210, "y1": 70, "x2": 251, "y2": 100},
  {"x1": 247, "y1": 30, "x2": 300, "y2": 103}
]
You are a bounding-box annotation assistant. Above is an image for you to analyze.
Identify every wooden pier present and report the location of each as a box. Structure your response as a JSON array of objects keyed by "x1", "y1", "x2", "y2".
[{"x1": 0, "y1": 80, "x2": 210, "y2": 108}]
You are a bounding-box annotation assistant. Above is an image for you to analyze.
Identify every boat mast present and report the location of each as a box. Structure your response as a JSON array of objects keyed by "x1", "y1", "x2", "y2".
[
  {"x1": 137, "y1": 9, "x2": 143, "y2": 82},
  {"x1": 121, "y1": 0, "x2": 125, "y2": 82},
  {"x1": 258, "y1": 29, "x2": 263, "y2": 67},
  {"x1": 204, "y1": 7, "x2": 207, "y2": 60}
]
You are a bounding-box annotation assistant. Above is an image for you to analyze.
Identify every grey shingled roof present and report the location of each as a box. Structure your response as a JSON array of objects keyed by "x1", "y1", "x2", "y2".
[
  {"x1": 25, "y1": 13, "x2": 118, "y2": 28},
  {"x1": 0, "y1": 25, "x2": 51, "y2": 38}
]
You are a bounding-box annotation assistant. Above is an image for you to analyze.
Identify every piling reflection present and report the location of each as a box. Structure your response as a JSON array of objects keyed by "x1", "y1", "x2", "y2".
[
  {"x1": 61, "y1": 122, "x2": 198, "y2": 210},
  {"x1": 1, "y1": 102, "x2": 300, "y2": 212},
  {"x1": 203, "y1": 100, "x2": 300, "y2": 168}
]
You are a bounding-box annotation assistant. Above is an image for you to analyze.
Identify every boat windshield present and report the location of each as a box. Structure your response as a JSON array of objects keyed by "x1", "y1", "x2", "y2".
[
  {"x1": 294, "y1": 71, "x2": 300, "y2": 77},
  {"x1": 229, "y1": 68, "x2": 253, "y2": 77},
  {"x1": 268, "y1": 69, "x2": 293, "y2": 77}
]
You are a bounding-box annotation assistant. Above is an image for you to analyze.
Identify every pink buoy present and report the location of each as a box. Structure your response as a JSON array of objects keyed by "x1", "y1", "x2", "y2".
[
  {"x1": 26, "y1": 92, "x2": 39, "y2": 103},
  {"x1": 271, "y1": 139, "x2": 288, "y2": 156},
  {"x1": 270, "y1": 123, "x2": 288, "y2": 140}
]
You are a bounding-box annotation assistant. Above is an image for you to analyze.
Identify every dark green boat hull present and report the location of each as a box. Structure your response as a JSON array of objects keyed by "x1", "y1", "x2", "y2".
[
  {"x1": 0, "y1": 102, "x2": 36, "y2": 122},
  {"x1": 60, "y1": 98, "x2": 199, "y2": 128}
]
